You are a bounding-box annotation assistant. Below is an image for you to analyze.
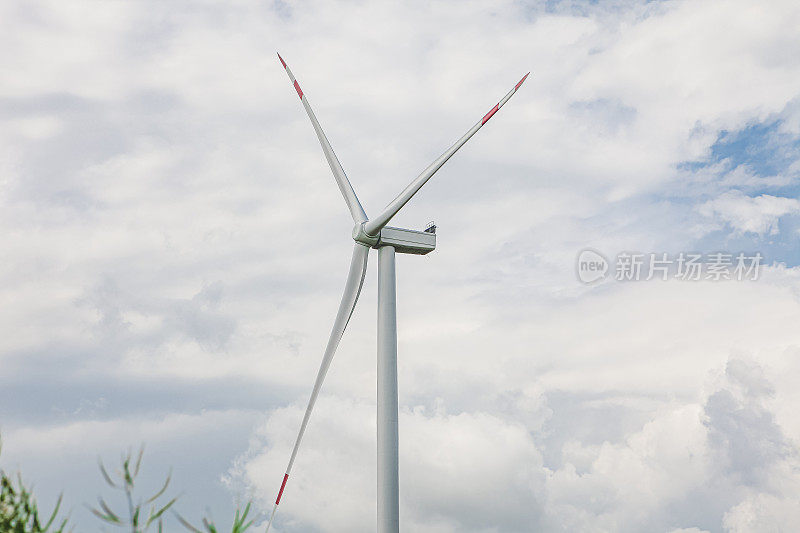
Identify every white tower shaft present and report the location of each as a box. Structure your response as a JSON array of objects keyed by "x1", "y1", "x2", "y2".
[{"x1": 377, "y1": 245, "x2": 400, "y2": 533}]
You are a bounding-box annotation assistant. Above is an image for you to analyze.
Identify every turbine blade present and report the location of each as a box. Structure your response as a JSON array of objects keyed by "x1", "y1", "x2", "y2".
[
  {"x1": 363, "y1": 72, "x2": 530, "y2": 236},
  {"x1": 278, "y1": 53, "x2": 368, "y2": 224},
  {"x1": 266, "y1": 242, "x2": 370, "y2": 532}
]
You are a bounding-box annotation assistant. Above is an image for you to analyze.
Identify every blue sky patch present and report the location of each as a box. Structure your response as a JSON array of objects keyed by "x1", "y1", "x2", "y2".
[{"x1": 680, "y1": 119, "x2": 800, "y2": 188}]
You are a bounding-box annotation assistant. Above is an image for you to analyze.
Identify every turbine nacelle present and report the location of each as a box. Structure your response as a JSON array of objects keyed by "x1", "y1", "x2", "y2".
[{"x1": 353, "y1": 222, "x2": 436, "y2": 255}]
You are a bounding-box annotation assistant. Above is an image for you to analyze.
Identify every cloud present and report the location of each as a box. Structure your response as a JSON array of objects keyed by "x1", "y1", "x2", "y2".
[
  {"x1": 697, "y1": 190, "x2": 800, "y2": 235},
  {"x1": 229, "y1": 396, "x2": 547, "y2": 533},
  {"x1": 231, "y1": 353, "x2": 800, "y2": 532},
  {"x1": 723, "y1": 492, "x2": 800, "y2": 533}
]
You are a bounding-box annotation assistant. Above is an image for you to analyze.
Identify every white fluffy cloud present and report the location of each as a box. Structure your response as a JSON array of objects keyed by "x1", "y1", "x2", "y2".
[
  {"x1": 698, "y1": 190, "x2": 800, "y2": 235},
  {"x1": 233, "y1": 343, "x2": 800, "y2": 532}
]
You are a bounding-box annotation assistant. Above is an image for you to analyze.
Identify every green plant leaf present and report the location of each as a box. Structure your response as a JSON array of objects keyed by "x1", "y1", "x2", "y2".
[
  {"x1": 97, "y1": 497, "x2": 121, "y2": 523},
  {"x1": 145, "y1": 496, "x2": 177, "y2": 526},
  {"x1": 42, "y1": 493, "x2": 63, "y2": 530},
  {"x1": 88, "y1": 506, "x2": 122, "y2": 525},
  {"x1": 123, "y1": 452, "x2": 133, "y2": 486},
  {"x1": 133, "y1": 445, "x2": 145, "y2": 478},
  {"x1": 145, "y1": 471, "x2": 171, "y2": 505},
  {"x1": 98, "y1": 460, "x2": 117, "y2": 489},
  {"x1": 174, "y1": 513, "x2": 203, "y2": 533}
]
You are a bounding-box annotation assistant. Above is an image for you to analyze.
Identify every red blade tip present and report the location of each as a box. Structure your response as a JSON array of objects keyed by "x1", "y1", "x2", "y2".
[
  {"x1": 277, "y1": 53, "x2": 287, "y2": 68},
  {"x1": 481, "y1": 103, "x2": 499, "y2": 125},
  {"x1": 515, "y1": 72, "x2": 530, "y2": 90},
  {"x1": 276, "y1": 473, "x2": 289, "y2": 505}
]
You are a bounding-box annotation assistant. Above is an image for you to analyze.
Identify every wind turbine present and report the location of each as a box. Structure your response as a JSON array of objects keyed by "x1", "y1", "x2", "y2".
[{"x1": 267, "y1": 53, "x2": 528, "y2": 532}]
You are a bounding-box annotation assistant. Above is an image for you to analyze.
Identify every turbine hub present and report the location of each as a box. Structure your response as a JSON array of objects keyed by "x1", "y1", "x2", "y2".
[{"x1": 352, "y1": 222, "x2": 380, "y2": 247}]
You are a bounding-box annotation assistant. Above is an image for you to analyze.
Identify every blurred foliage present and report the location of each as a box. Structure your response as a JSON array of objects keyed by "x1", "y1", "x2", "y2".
[
  {"x1": 176, "y1": 502, "x2": 255, "y2": 533},
  {"x1": 90, "y1": 445, "x2": 176, "y2": 533},
  {"x1": 0, "y1": 437, "x2": 69, "y2": 533},
  {"x1": 2, "y1": 436, "x2": 256, "y2": 533}
]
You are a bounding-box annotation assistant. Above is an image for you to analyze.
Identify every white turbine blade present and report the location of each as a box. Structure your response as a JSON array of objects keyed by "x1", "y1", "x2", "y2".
[
  {"x1": 363, "y1": 72, "x2": 530, "y2": 236},
  {"x1": 266, "y1": 242, "x2": 370, "y2": 532},
  {"x1": 278, "y1": 53, "x2": 368, "y2": 224}
]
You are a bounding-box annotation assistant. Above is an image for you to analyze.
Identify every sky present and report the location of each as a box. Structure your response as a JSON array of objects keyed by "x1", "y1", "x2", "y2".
[{"x1": 1, "y1": 0, "x2": 800, "y2": 531}]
